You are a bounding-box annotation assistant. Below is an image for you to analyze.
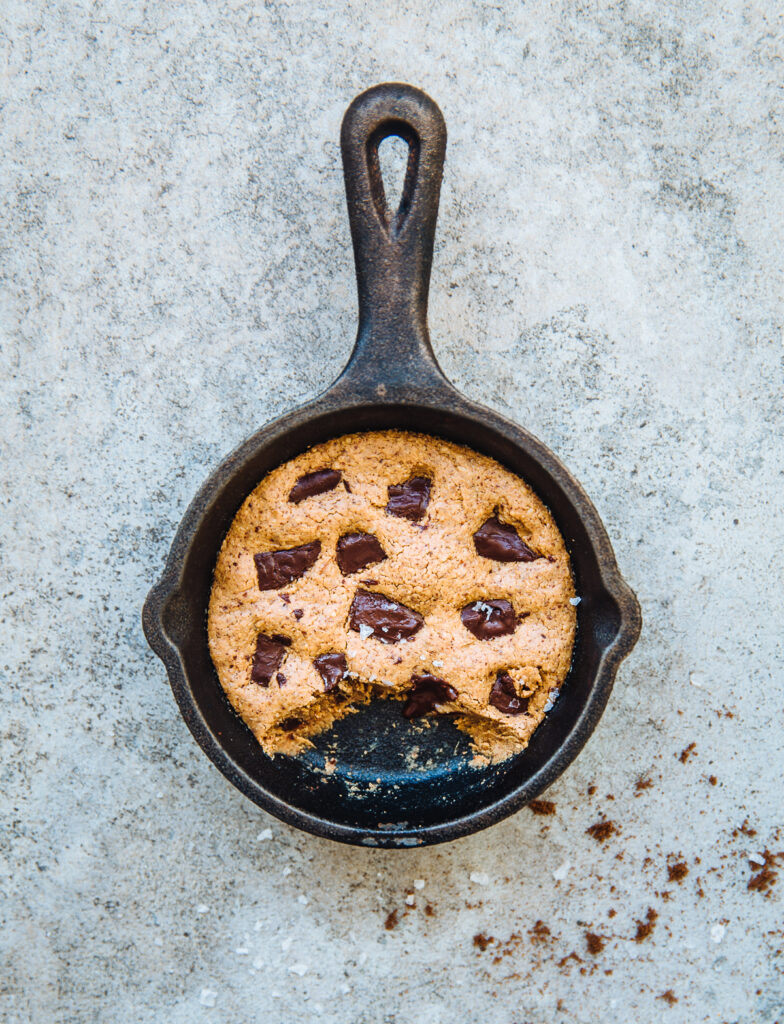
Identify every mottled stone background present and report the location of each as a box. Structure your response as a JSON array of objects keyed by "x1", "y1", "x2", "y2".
[{"x1": 2, "y1": 1, "x2": 782, "y2": 1022}]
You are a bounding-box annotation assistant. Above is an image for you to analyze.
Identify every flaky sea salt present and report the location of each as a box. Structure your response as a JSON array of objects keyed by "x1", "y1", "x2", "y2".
[
  {"x1": 543, "y1": 688, "x2": 560, "y2": 712},
  {"x1": 552, "y1": 861, "x2": 570, "y2": 881},
  {"x1": 196, "y1": 904, "x2": 209, "y2": 914},
  {"x1": 469, "y1": 871, "x2": 489, "y2": 885},
  {"x1": 358, "y1": 624, "x2": 374, "y2": 640},
  {"x1": 711, "y1": 924, "x2": 726, "y2": 943},
  {"x1": 432, "y1": 660, "x2": 443, "y2": 668},
  {"x1": 405, "y1": 894, "x2": 415, "y2": 906},
  {"x1": 199, "y1": 988, "x2": 217, "y2": 1008},
  {"x1": 236, "y1": 948, "x2": 249, "y2": 955},
  {"x1": 569, "y1": 596, "x2": 581, "y2": 606},
  {"x1": 297, "y1": 894, "x2": 309, "y2": 905},
  {"x1": 413, "y1": 879, "x2": 425, "y2": 890},
  {"x1": 256, "y1": 828, "x2": 273, "y2": 841},
  {"x1": 749, "y1": 852, "x2": 766, "y2": 866},
  {"x1": 289, "y1": 963, "x2": 308, "y2": 976}
]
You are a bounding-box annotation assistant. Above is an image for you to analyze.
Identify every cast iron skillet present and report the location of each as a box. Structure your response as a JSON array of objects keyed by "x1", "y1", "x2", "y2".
[{"x1": 143, "y1": 83, "x2": 641, "y2": 848}]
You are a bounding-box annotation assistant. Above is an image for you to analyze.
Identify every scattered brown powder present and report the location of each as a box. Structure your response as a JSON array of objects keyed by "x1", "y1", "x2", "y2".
[
  {"x1": 634, "y1": 907, "x2": 658, "y2": 942},
  {"x1": 635, "y1": 775, "x2": 654, "y2": 793},
  {"x1": 607, "y1": 908, "x2": 617, "y2": 918},
  {"x1": 585, "y1": 932, "x2": 606, "y2": 955},
  {"x1": 384, "y1": 909, "x2": 399, "y2": 931},
  {"x1": 557, "y1": 951, "x2": 583, "y2": 968},
  {"x1": 679, "y1": 742, "x2": 697, "y2": 763},
  {"x1": 529, "y1": 920, "x2": 551, "y2": 942},
  {"x1": 668, "y1": 861, "x2": 689, "y2": 883},
  {"x1": 748, "y1": 851, "x2": 782, "y2": 894},
  {"x1": 658, "y1": 990, "x2": 677, "y2": 1006},
  {"x1": 587, "y1": 784, "x2": 597, "y2": 795},
  {"x1": 528, "y1": 799, "x2": 556, "y2": 816},
  {"x1": 733, "y1": 818, "x2": 757, "y2": 838},
  {"x1": 708, "y1": 775, "x2": 718, "y2": 785},
  {"x1": 424, "y1": 904, "x2": 435, "y2": 917},
  {"x1": 473, "y1": 932, "x2": 494, "y2": 951},
  {"x1": 586, "y1": 820, "x2": 619, "y2": 843}
]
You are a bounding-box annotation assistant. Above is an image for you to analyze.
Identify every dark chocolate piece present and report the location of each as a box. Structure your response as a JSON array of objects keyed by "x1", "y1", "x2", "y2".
[
  {"x1": 293, "y1": 608, "x2": 304, "y2": 621},
  {"x1": 254, "y1": 540, "x2": 320, "y2": 590},
  {"x1": 276, "y1": 672, "x2": 287, "y2": 686},
  {"x1": 473, "y1": 515, "x2": 538, "y2": 562},
  {"x1": 288, "y1": 468, "x2": 341, "y2": 503},
  {"x1": 314, "y1": 652, "x2": 348, "y2": 693},
  {"x1": 461, "y1": 599, "x2": 517, "y2": 639},
  {"x1": 403, "y1": 674, "x2": 458, "y2": 719},
  {"x1": 343, "y1": 480, "x2": 352, "y2": 493},
  {"x1": 270, "y1": 633, "x2": 292, "y2": 646},
  {"x1": 349, "y1": 589, "x2": 424, "y2": 644},
  {"x1": 336, "y1": 532, "x2": 387, "y2": 576},
  {"x1": 385, "y1": 476, "x2": 431, "y2": 521},
  {"x1": 250, "y1": 634, "x2": 288, "y2": 685},
  {"x1": 489, "y1": 672, "x2": 529, "y2": 715}
]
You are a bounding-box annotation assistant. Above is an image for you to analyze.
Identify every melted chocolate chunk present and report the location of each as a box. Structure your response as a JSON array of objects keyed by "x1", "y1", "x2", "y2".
[
  {"x1": 336, "y1": 532, "x2": 387, "y2": 576},
  {"x1": 279, "y1": 716, "x2": 301, "y2": 731},
  {"x1": 489, "y1": 672, "x2": 529, "y2": 715},
  {"x1": 250, "y1": 634, "x2": 288, "y2": 685},
  {"x1": 349, "y1": 589, "x2": 424, "y2": 644},
  {"x1": 288, "y1": 468, "x2": 341, "y2": 504},
  {"x1": 293, "y1": 608, "x2": 304, "y2": 621},
  {"x1": 270, "y1": 633, "x2": 292, "y2": 646},
  {"x1": 461, "y1": 599, "x2": 518, "y2": 640},
  {"x1": 403, "y1": 674, "x2": 458, "y2": 719},
  {"x1": 276, "y1": 672, "x2": 287, "y2": 686},
  {"x1": 314, "y1": 652, "x2": 348, "y2": 693},
  {"x1": 473, "y1": 515, "x2": 539, "y2": 562},
  {"x1": 385, "y1": 476, "x2": 431, "y2": 521},
  {"x1": 254, "y1": 540, "x2": 320, "y2": 590}
]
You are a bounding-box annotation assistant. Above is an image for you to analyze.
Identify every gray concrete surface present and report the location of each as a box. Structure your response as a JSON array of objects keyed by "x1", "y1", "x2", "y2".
[{"x1": 2, "y1": 2, "x2": 782, "y2": 1022}]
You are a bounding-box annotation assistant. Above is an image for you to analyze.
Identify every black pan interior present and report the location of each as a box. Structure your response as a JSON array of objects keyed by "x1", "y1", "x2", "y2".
[{"x1": 160, "y1": 401, "x2": 622, "y2": 834}]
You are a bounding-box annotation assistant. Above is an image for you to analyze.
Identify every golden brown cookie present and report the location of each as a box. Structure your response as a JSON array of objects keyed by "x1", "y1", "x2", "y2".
[{"x1": 207, "y1": 431, "x2": 577, "y2": 763}]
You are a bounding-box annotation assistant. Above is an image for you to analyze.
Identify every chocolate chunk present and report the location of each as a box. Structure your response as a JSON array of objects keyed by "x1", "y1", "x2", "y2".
[
  {"x1": 349, "y1": 589, "x2": 424, "y2": 644},
  {"x1": 343, "y1": 480, "x2": 352, "y2": 493},
  {"x1": 473, "y1": 515, "x2": 538, "y2": 562},
  {"x1": 250, "y1": 633, "x2": 288, "y2": 685},
  {"x1": 461, "y1": 599, "x2": 517, "y2": 639},
  {"x1": 360, "y1": 578, "x2": 378, "y2": 585},
  {"x1": 489, "y1": 672, "x2": 529, "y2": 715},
  {"x1": 270, "y1": 633, "x2": 292, "y2": 646},
  {"x1": 276, "y1": 672, "x2": 287, "y2": 686},
  {"x1": 403, "y1": 674, "x2": 458, "y2": 719},
  {"x1": 314, "y1": 652, "x2": 348, "y2": 693},
  {"x1": 288, "y1": 468, "x2": 341, "y2": 503},
  {"x1": 280, "y1": 593, "x2": 291, "y2": 604},
  {"x1": 293, "y1": 608, "x2": 304, "y2": 621},
  {"x1": 254, "y1": 540, "x2": 320, "y2": 590},
  {"x1": 386, "y1": 476, "x2": 431, "y2": 521},
  {"x1": 279, "y1": 716, "x2": 301, "y2": 731},
  {"x1": 336, "y1": 532, "x2": 387, "y2": 576}
]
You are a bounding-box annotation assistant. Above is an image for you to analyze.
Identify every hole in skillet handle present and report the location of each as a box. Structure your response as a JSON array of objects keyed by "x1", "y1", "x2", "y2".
[{"x1": 367, "y1": 124, "x2": 420, "y2": 236}]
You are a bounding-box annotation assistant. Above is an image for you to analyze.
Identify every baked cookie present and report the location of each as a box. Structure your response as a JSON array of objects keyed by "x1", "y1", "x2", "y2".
[{"x1": 207, "y1": 431, "x2": 577, "y2": 763}]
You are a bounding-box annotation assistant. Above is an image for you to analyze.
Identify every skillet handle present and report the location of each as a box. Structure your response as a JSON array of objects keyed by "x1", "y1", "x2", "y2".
[{"x1": 338, "y1": 83, "x2": 449, "y2": 394}]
